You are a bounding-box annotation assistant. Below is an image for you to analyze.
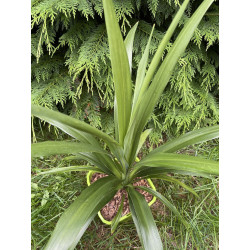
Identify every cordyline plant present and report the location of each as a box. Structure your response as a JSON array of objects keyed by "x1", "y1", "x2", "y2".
[{"x1": 31, "y1": 0, "x2": 218, "y2": 249}]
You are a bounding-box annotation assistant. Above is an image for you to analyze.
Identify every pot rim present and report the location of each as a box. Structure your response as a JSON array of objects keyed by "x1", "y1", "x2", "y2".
[{"x1": 86, "y1": 171, "x2": 157, "y2": 225}]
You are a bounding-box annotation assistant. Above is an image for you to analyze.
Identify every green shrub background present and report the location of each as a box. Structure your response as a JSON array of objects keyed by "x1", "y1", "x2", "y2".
[{"x1": 31, "y1": 0, "x2": 219, "y2": 143}]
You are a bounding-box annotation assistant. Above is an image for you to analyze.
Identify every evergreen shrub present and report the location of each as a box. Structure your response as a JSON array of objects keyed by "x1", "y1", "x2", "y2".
[{"x1": 31, "y1": 0, "x2": 219, "y2": 142}]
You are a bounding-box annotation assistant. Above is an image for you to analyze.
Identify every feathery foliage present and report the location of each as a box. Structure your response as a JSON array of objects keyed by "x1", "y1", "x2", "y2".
[{"x1": 31, "y1": 0, "x2": 219, "y2": 141}]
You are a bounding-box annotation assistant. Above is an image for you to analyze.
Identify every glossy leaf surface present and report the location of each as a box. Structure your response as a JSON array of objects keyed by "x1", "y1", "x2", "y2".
[
  {"x1": 31, "y1": 141, "x2": 108, "y2": 158},
  {"x1": 124, "y1": 22, "x2": 139, "y2": 73},
  {"x1": 145, "y1": 175, "x2": 198, "y2": 197},
  {"x1": 131, "y1": 153, "x2": 219, "y2": 179},
  {"x1": 37, "y1": 165, "x2": 102, "y2": 175},
  {"x1": 149, "y1": 125, "x2": 219, "y2": 156},
  {"x1": 32, "y1": 105, "x2": 118, "y2": 146},
  {"x1": 132, "y1": 25, "x2": 155, "y2": 111},
  {"x1": 77, "y1": 152, "x2": 122, "y2": 178},
  {"x1": 124, "y1": 0, "x2": 214, "y2": 165},
  {"x1": 103, "y1": 0, "x2": 132, "y2": 145},
  {"x1": 137, "y1": 0, "x2": 190, "y2": 100},
  {"x1": 128, "y1": 187, "x2": 163, "y2": 250},
  {"x1": 136, "y1": 186, "x2": 189, "y2": 228},
  {"x1": 31, "y1": 104, "x2": 124, "y2": 163},
  {"x1": 45, "y1": 176, "x2": 121, "y2": 250},
  {"x1": 134, "y1": 129, "x2": 152, "y2": 162}
]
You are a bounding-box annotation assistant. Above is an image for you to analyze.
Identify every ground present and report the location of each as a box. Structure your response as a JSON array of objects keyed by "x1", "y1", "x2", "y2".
[{"x1": 31, "y1": 139, "x2": 219, "y2": 250}]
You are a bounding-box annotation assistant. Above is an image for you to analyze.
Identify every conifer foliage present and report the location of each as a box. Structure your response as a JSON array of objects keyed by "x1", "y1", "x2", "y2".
[{"x1": 31, "y1": 0, "x2": 219, "y2": 140}]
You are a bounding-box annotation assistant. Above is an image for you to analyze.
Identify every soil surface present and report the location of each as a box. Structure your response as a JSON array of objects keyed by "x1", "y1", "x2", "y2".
[{"x1": 91, "y1": 173, "x2": 153, "y2": 221}]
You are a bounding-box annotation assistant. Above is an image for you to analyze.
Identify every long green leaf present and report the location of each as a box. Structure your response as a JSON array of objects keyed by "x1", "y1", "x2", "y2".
[
  {"x1": 50, "y1": 122, "x2": 114, "y2": 170},
  {"x1": 40, "y1": 121, "x2": 116, "y2": 174},
  {"x1": 34, "y1": 114, "x2": 102, "y2": 148},
  {"x1": 132, "y1": 166, "x2": 213, "y2": 179},
  {"x1": 148, "y1": 125, "x2": 219, "y2": 156},
  {"x1": 131, "y1": 153, "x2": 219, "y2": 179},
  {"x1": 63, "y1": 152, "x2": 124, "y2": 176},
  {"x1": 45, "y1": 176, "x2": 121, "y2": 250},
  {"x1": 114, "y1": 97, "x2": 119, "y2": 142},
  {"x1": 139, "y1": 0, "x2": 190, "y2": 93},
  {"x1": 132, "y1": 25, "x2": 155, "y2": 111},
  {"x1": 54, "y1": 126, "x2": 122, "y2": 175},
  {"x1": 144, "y1": 175, "x2": 198, "y2": 197},
  {"x1": 38, "y1": 116, "x2": 111, "y2": 171},
  {"x1": 124, "y1": 0, "x2": 214, "y2": 165},
  {"x1": 134, "y1": 129, "x2": 152, "y2": 162},
  {"x1": 116, "y1": 21, "x2": 138, "y2": 142},
  {"x1": 32, "y1": 105, "x2": 118, "y2": 147},
  {"x1": 31, "y1": 105, "x2": 124, "y2": 162},
  {"x1": 68, "y1": 127, "x2": 102, "y2": 147},
  {"x1": 128, "y1": 186, "x2": 163, "y2": 250},
  {"x1": 31, "y1": 141, "x2": 108, "y2": 158},
  {"x1": 136, "y1": 186, "x2": 189, "y2": 228},
  {"x1": 32, "y1": 105, "x2": 125, "y2": 177},
  {"x1": 37, "y1": 165, "x2": 102, "y2": 175},
  {"x1": 63, "y1": 155, "x2": 87, "y2": 161},
  {"x1": 111, "y1": 195, "x2": 125, "y2": 234},
  {"x1": 103, "y1": 0, "x2": 132, "y2": 145},
  {"x1": 77, "y1": 152, "x2": 122, "y2": 178},
  {"x1": 124, "y1": 22, "x2": 139, "y2": 73}
]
